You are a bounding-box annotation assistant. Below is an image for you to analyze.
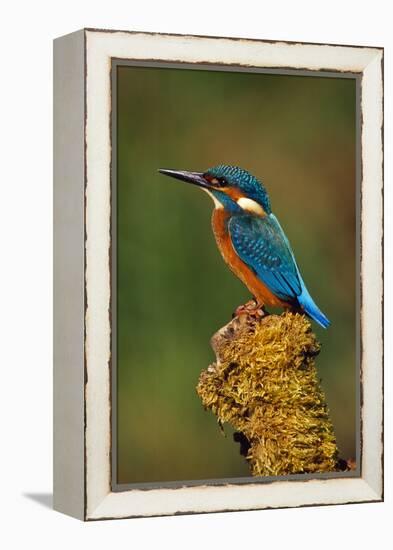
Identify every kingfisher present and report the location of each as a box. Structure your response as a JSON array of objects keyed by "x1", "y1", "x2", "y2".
[{"x1": 158, "y1": 165, "x2": 330, "y2": 328}]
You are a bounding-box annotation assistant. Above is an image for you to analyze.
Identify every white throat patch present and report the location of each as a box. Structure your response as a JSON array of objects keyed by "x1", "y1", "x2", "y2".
[
  {"x1": 202, "y1": 188, "x2": 224, "y2": 209},
  {"x1": 237, "y1": 197, "x2": 265, "y2": 216}
]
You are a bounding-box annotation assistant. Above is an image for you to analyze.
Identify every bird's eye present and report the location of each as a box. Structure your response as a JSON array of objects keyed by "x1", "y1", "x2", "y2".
[
  {"x1": 204, "y1": 174, "x2": 228, "y2": 187},
  {"x1": 211, "y1": 177, "x2": 227, "y2": 187}
]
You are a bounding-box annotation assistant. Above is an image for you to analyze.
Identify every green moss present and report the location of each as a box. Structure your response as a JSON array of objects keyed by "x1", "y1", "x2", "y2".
[{"x1": 197, "y1": 311, "x2": 339, "y2": 476}]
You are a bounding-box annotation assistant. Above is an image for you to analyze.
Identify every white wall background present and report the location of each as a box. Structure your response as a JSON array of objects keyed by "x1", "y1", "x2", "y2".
[{"x1": 0, "y1": 1, "x2": 391, "y2": 548}]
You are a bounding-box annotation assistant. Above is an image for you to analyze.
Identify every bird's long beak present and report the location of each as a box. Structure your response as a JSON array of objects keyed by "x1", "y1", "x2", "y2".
[{"x1": 158, "y1": 168, "x2": 211, "y2": 189}]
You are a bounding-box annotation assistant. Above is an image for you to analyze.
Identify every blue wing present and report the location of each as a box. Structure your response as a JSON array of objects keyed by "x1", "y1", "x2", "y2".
[
  {"x1": 229, "y1": 213, "x2": 301, "y2": 302},
  {"x1": 228, "y1": 213, "x2": 330, "y2": 328}
]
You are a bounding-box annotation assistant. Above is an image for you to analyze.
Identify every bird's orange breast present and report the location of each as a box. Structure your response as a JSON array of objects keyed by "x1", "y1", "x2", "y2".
[{"x1": 211, "y1": 209, "x2": 287, "y2": 308}]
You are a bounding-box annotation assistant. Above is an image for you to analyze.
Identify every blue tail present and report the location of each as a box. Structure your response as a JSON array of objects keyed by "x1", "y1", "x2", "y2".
[{"x1": 297, "y1": 281, "x2": 330, "y2": 329}]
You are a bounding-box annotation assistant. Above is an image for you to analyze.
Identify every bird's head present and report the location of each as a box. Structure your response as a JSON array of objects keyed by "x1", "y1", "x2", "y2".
[{"x1": 158, "y1": 164, "x2": 271, "y2": 216}]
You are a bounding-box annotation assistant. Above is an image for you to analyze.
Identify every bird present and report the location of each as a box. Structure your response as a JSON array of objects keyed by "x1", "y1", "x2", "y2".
[{"x1": 158, "y1": 165, "x2": 330, "y2": 328}]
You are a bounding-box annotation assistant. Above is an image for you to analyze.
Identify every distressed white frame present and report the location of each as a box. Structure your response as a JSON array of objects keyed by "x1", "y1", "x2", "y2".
[{"x1": 54, "y1": 29, "x2": 383, "y2": 521}]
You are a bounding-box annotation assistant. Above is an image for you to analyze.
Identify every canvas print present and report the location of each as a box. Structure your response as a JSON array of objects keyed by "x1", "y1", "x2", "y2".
[{"x1": 114, "y1": 64, "x2": 358, "y2": 486}]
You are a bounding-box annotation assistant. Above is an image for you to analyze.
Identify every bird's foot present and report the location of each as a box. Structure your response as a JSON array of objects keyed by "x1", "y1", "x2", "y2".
[{"x1": 234, "y1": 299, "x2": 266, "y2": 319}]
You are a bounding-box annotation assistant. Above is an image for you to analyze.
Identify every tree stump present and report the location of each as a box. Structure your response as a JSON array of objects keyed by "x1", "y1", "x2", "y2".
[{"x1": 196, "y1": 310, "x2": 345, "y2": 476}]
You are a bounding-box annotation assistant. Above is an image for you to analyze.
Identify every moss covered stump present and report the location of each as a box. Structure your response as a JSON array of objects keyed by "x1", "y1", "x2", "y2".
[{"x1": 197, "y1": 311, "x2": 340, "y2": 476}]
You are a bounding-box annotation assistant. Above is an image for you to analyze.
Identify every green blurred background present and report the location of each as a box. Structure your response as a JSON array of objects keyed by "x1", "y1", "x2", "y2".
[{"x1": 116, "y1": 65, "x2": 357, "y2": 484}]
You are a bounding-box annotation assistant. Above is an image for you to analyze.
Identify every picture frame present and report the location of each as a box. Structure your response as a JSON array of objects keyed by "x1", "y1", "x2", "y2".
[{"x1": 53, "y1": 28, "x2": 383, "y2": 521}]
